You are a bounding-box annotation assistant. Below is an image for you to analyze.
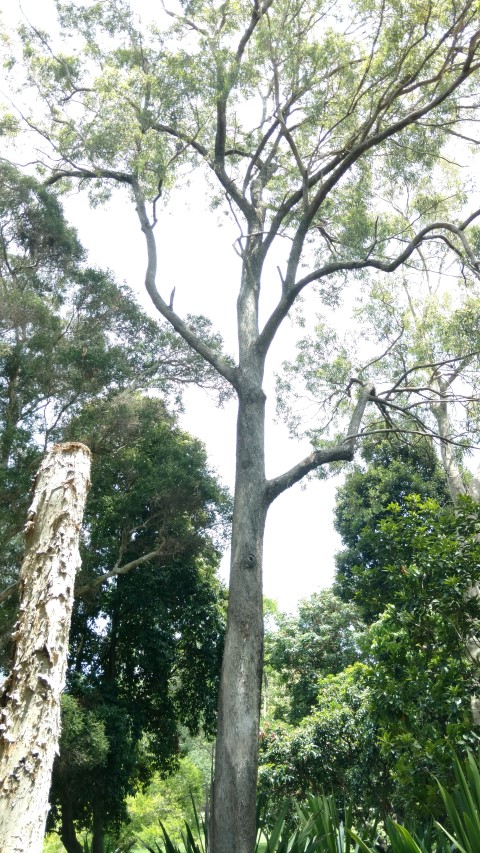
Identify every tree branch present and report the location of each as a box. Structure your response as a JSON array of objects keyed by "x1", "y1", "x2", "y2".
[
  {"x1": 384, "y1": 350, "x2": 480, "y2": 399},
  {"x1": 261, "y1": 23, "x2": 480, "y2": 262},
  {"x1": 43, "y1": 168, "x2": 238, "y2": 387},
  {"x1": 44, "y1": 167, "x2": 134, "y2": 186},
  {"x1": 0, "y1": 581, "x2": 19, "y2": 605},
  {"x1": 257, "y1": 214, "x2": 480, "y2": 358},
  {"x1": 236, "y1": 0, "x2": 275, "y2": 63},
  {"x1": 265, "y1": 383, "x2": 374, "y2": 504},
  {"x1": 76, "y1": 549, "x2": 163, "y2": 596},
  {"x1": 132, "y1": 184, "x2": 239, "y2": 390}
]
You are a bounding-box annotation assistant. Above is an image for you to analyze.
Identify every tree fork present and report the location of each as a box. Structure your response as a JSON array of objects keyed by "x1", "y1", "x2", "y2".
[{"x1": 0, "y1": 443, "x2": 91, "y2": 853}]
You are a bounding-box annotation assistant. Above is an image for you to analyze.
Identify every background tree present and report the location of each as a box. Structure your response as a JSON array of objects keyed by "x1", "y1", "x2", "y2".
[
  {"x1": 364, "y1": 495, "x2": 480, "y2": 819},
  {"x1": 332, "y1": 438, "x2": 480, "y2": 813},
  {"x1": 6, "y1": 1, "x2": 480, "y2": 847},
  {"x1": 259, "y1": 593, "x2": 382, "y2": 825},
  {"x1": 0, "y1": 163, "x2": 229, "y2": 667},
  {"x1": 258, "y1": 663, "x2": 383, "y2": 822},
  {"x1": 45, "y1": 394, "x2": 228, "y2": 853},
  {"x1": 0, "y1": 165, "x2": 231, "y2": 850},
  {"x1": 47, "y1": 695, "x2": 110, "y2": 853},
  {"x1": 354, "y1": 277, "x2": 480, "y2": 503},
  {"x1": 279, "y1": 265, "x2": 480, "y2": 505},
  {"x1": 266, "y1": 589, "x2": 365, "y2": 723},
  {"x1": 334, "y1": 437, "x2": 451, "y2": 620},
  {"x1": 260, "y1": 494, "x2": 480, "y2": 824}
]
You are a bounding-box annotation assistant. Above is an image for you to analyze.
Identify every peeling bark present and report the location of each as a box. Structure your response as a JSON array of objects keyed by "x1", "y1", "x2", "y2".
[{"x1": 0, "y1": 442, "x2": 91, "y2": 853}]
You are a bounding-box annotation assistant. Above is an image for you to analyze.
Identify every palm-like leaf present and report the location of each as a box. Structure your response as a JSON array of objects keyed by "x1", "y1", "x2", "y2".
[{"x1": 435, "y1": 750, "x2": 480, "y2": 853}]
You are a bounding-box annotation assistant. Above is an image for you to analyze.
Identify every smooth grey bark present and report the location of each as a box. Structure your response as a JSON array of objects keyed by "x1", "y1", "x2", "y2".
[
  {"x1": 0, "y1": 442, "x2": 91, "y2": 853},
  {"x1": 432, "y1": 384, "x2": 468, "y2": 501},
  {"x1": 211, "y1": 384, "x2": 267, "y2": 853}
]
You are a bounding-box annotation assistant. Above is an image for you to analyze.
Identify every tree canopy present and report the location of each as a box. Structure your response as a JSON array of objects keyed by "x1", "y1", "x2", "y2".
[
  {"x1": 334, "y1": 437, "x2": 451, "y2": 620},
  {"x1": 49, "y1": 394, "x2": 228, "y2": 851}
]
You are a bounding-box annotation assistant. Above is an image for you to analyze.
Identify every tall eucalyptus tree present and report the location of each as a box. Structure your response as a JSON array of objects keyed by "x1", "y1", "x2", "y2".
[{"x1": 6, "y1": 0, "x2": 480, "y2": 848}]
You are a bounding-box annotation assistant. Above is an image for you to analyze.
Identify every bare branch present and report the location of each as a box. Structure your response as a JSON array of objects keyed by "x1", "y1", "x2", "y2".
[
  {"x1": 258, "y1": 215, "x2": 480, "y2": 358},
  {"x1": 384, "y1": 351, "x2": 480, "y2": 399},
  {"x1": 43, "y1": 167, "x2": 238, "y2": 387},
  {"x1": 359, "y1": 324, "x2": 405, "y2": 375},
  {"x1": 0, "y1": 581, "x2": 19, "y2": 605},
  {"x1": 132, "y1": 183, "x2": 239, "y2": 390},
  {"x1": 44, "y1": 168, "x2": 133, "y2": 186},
  {"x1": 265, "y1": 384, "x2": 374, "y2": 504}
]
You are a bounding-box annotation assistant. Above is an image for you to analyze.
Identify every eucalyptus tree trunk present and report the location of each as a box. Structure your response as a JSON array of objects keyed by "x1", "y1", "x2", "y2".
[
  {"x1": 211, "y1": 249, "x2": 268, "y2": 850},
  {"x1": 0, "y1": 442, "x2": 91, "y2": 853},
  {"x1": 209, "y1": 241, "x2": 374, "y2": 851}
]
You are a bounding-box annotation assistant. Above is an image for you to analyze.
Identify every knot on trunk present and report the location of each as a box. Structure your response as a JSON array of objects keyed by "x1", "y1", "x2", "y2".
[{"x1": 242, "y1": 551, "x2": 257, "y2": 570}]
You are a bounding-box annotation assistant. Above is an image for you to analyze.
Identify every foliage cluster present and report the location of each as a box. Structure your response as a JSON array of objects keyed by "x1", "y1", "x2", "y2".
[{"x1": 259, "y1": 440, "x2": 480, "y2": 824}]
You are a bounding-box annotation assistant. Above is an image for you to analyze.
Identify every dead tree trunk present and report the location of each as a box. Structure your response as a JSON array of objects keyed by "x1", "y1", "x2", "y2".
[{"x1": 0, "y1": 443, "x2": 91, "y2": 853}]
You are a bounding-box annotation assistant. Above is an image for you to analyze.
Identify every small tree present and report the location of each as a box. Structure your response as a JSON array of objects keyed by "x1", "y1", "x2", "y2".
[
  {"x1": 334, "y1": 437, "x2": 451, "y2": 620},
  {"x1": 365, "y1": 495, "x2": 480, "y2": 818},
  {"x1": 266, "y1": 589, "x2": 365, "y2": 723}
]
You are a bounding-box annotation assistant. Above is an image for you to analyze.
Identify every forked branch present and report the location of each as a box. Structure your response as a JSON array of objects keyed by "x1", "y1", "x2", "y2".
[
  {"x1": 133, "y1": 185, "x2": 239, "y2": 390},
  {"x1": 46, "y1": 168, "x2": 238, "y2": 389},
  {"x1": 258, "y1": 212, "x2": 480, "y2": 358}
]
